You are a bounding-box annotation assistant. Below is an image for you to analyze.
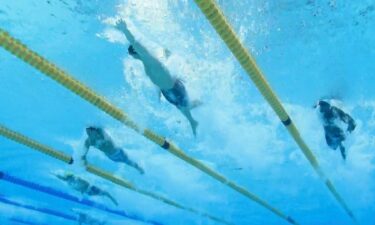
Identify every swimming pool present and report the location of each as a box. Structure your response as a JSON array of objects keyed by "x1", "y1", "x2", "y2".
[{"x1": 0, "y1": 0, "x2": 374, "y2": 224}]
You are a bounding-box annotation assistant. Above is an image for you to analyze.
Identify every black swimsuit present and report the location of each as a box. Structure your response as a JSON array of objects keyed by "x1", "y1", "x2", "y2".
[{"x1": 161, "y1": 79, "x2": 188, "y2": 108}]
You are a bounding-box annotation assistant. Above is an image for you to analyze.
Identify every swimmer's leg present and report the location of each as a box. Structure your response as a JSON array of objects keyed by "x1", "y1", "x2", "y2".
[
  {"x1": 101, "y1": 191, "x2": 118, "y2": 206},
  {"x1": 339, "y1": 144, "x2": 346, "y2": 161},
  {"x1": 88, "y1": 186, "x2": 118, "y2": 206},
  {"x1": 189, "y1": 100, "x2": 202, "y2": 110},
  {"x1": 111, "y1": 149, "x2": 145, "y2": 174},
  {"x1": 126, "y1": 159, "x2": 145, "y2": 175},
  {"x1": 162, "y1": 79, "x2": 199, "y2": 136},
  {"x1": 179, "y1": 107, "x2": 198, "y2": 136}
]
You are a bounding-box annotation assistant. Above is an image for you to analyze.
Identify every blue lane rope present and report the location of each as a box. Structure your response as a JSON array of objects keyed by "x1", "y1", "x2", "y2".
[
  {"x1": 10, "y1": 218, "x2": 48, "y2": 225},
  {"x1": 0, "y1": 171, "x2": 163, "y2": 225},
  {"x1": 0, "y1": 195, "x2": 77, "y2": 221}
]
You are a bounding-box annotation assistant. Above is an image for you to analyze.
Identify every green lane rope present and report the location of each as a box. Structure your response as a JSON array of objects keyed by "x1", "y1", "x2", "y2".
[
  {"x1": 0, "y1": 29, "x2": 298, "y2": 224},
  {"x1": 0, "y1": 124, "x2": 231, "y2": 225},
  {"x1": 192, "y1": 0, "x2": 357, "y2": 223}
]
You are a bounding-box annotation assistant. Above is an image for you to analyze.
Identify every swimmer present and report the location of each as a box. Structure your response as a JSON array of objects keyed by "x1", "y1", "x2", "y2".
[
  {"x1": 314, "y1": 100, "x2": 356, "y2": 160},
  {"x1": 55, "y1": 172, "x2": 118, "y2": 206},
  {"x1": 116, "y1": 19, "x2": 200, "y2": 135},
  {"x1": 82, "y1": 126, "x2": 144, "y2": 174}
]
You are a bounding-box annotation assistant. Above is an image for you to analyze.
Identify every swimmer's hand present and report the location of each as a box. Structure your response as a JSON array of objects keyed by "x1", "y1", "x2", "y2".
[
  {"x1": 115, "y1": 19, "x2": 128, "y2": 33},
  {"x1": 347, "y1": 123, "x2": 355, "y2": 133},
  {"x1": 115, "y1": 19, "x2": 135, "y2": 43}
]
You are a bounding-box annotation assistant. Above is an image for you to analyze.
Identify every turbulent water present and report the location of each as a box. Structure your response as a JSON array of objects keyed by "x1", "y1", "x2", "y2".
[{"x1": 0, "y1": 0, "x2": 374, "y2": 224}]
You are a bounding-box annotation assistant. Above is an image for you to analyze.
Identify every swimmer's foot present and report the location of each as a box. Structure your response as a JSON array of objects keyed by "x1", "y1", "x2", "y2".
[
  {"x1": 138, "y1": 167, "x2": 145, "y2": 175},
  {"x1": 191, "y1": 120, "x2": 199, "y2": 137},
  {"x1": 190, "y1": 100, "x2": 202, "y2": 110},
  {"x1": 340, "y1": 145, "x2": 346, "y2": 161},
  {"x1": 134, "y1": 165, "x2": 145, "y2": 175}
]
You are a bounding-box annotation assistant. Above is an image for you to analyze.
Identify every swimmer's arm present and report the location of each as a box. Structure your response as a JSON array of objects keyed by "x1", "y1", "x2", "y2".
[
  {"x1": 115, "y1": 19, "x2": 159, "y2": 62},
  {"x1": 115, "y1": 19, "x2": 146, "y2": 53},
  {"x1": 81, "y1": 139, "x2": 91, "y2": 161},
  {"x1": 55, "y1": 174, "x2": 66, "y2": 181},
  {"x1": 336, "y1": 108, "x2": 356, "y2": 132},
  {"x1": 346, "y1": 115, "x2": 356, "y2": 132},
  {"x1": 133, "y1": 41, "x2": 157, "y2": 62},
  {"x1": 115, "y1": 19, "x2": 135, "y2": 43}
]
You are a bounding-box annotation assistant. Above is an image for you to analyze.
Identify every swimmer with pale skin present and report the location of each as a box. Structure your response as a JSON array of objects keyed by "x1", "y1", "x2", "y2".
[
  {"x1": 55, "y1": 172, "x2": 118, "y2": 206},
  {"x1": 82, "y1": 126, "x2": 144, "y2": 174},
  {"x1": 115, "y1": 19, "x2": 200, "y2": 136}
]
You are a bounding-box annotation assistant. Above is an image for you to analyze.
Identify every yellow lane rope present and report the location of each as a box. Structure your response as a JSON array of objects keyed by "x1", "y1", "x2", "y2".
[
  {"x1": 0, "y1": 124, "x2": 231, "y2": 225},
  {"x1": 192, "y1": 0, "x2": 357, "y2": 223},
  {"x1": 0, "y1": 125, "x2": 72, "y2": 164},
  {"x1": 0, "y1": 29, "x2": 298, "y2": 225}
]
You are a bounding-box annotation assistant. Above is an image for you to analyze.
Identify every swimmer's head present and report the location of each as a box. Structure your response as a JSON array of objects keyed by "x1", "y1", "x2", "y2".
[
  {"x1": 316, "y1": 100, "x2": 331, "y2": 112},
  {"x1": 128, "y1": 45, "x2": 140, "y2": 59},
  {"x1": 318, "y1": 100, "x2": 330, "y2": 107},
  {"x1": 86, "y1": 126, "x2": 104, "y2": 138}
]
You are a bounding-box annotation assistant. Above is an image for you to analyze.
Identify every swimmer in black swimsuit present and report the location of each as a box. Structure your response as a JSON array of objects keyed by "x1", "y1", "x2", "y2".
[
  {"x1": 314, "y1": 100, "x2": 356, "y2": 160},
  {"x1": 116, "y1": 19, "x2": 200, "y2": 135},
  {"x1": 160, "y1": 78, "x2": 200, "y2": 135}
]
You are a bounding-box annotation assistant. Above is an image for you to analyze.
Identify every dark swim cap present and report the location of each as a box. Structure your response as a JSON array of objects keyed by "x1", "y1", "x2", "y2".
[
  {"x1": 86, "y1": 126, "x2": 98, "y2": 131},
  {"x1": 318, "y1": 100, "x2": 330, "y2": 108},
  {"x1": 86, "y1": 126, "x2": 102, "y2": 134}
]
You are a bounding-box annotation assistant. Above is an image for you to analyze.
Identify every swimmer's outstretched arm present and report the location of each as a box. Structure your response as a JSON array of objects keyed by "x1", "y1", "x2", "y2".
[
  {"x1": 115, "y1": 19, "x2": 158, "y2": 63},
  {"x1": 81, "y1": 139, "x2": 91, "y2": 162},
  {"x1": 115, "y1": 19, "x2": 135, "y2": 43},
  {"x1": 55, "y1": 174, "x2": 68, "y2": 182}
]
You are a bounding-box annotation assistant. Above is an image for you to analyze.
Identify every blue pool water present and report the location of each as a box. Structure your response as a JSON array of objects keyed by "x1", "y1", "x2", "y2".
[{"x1": 0, "y1": 1, "x2": 374, "y2": 224}]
